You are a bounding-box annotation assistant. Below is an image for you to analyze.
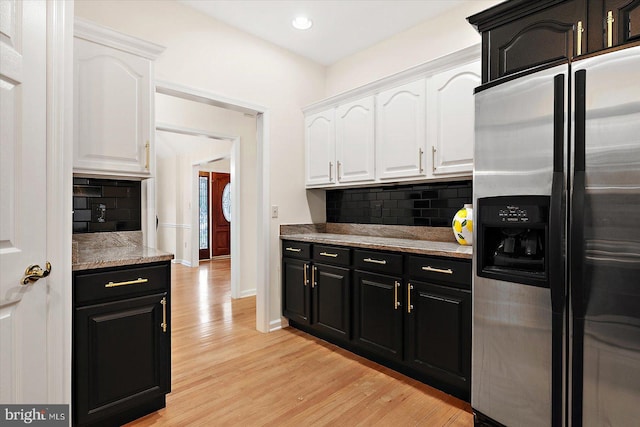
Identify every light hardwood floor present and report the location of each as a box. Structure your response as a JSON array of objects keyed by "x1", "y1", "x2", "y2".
[{"x1": 127, "y1": 259, "x2": 473, "y2": 426}]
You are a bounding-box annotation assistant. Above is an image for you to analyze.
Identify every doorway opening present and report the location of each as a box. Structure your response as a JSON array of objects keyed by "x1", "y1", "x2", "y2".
[{"x1": 153, "y1": 81, "x2": 272, "y2": 332}]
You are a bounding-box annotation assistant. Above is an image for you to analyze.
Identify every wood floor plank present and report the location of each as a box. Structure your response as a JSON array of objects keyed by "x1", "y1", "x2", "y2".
[{"x1": 126, "y1": 259, "x2": 473, "y2": 426}]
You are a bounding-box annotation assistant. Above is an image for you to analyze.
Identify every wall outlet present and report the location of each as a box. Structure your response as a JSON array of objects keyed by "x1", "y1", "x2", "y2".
[{"x1": 271, "y1": 205, "x2": 279, "y2": 218}]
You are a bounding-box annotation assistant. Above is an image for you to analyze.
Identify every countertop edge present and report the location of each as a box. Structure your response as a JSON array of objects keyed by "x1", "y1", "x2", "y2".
[
  {"x1": 280, "y1": 233, "x2": 472, "y2": 260},
  {"x1": 72, "y1": 252, "x2": 175, "y2": 271}
]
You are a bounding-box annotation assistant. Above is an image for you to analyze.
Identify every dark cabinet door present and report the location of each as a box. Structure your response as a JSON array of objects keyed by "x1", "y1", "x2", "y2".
[
  {"x1": 312, "y1": 263, "x2": 351, "y2": 340},
  {"x1": 405, "y1": 281, "x2": 471, "y2": 396},
  {"x1": 353, "y1": 270, "x2": 403, "y2": 361},
  {"x1": 74, "y1": 292, "x2": 170, "y2": 426},
  {"x1": 480, "y1": 0, "x2": 585, "y2": 82},
  {"x1": 282, "y1": 258, "x2": 310, "y2": 325},
  {"x1": 589, "y1": 0, "x2": 640, "y2": 51}
]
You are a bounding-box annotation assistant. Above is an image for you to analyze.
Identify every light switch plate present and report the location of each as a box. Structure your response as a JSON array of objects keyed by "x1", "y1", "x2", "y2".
[{"x1": 271, "y1": 205, "x2": 279, "y2": 218}]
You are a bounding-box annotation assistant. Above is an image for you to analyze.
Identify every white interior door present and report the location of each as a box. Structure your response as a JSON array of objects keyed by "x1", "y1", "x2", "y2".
[{"x1": 0, "y1": 0, "x2": 49, "y2": 403}]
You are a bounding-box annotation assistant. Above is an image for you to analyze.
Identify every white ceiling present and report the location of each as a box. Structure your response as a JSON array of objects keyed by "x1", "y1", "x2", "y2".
[{"x1": 179, "y1": 0, "x2": 466, "y2": 66}]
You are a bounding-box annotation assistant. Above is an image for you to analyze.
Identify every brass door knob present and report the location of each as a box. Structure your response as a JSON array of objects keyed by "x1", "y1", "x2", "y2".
[{"x1": 21, "y1": 262, "x2": 52, "y2": 285}]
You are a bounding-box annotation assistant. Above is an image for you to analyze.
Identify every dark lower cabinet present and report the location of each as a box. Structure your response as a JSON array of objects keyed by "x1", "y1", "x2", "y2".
[
  {"x1": 282, "y1": 257, "x2": 310, "y2": 325},
  {"x1": 73, "y1": 261, "x2": 171, "y2": 426},
  {"x1": 312, "y1": 263, "x2": 350, "y2": 340},
  {"x1": 282, "y1": 240, "x2": 472, "y2": 401},
  {"x1": 405, "y1": 280, "x2": 471, "y2": 399},
  {"x1": 353, "y1": 271, "x2": 403, "y2": 361},
  {"x1": 282, "y1": 241, "x2": 351, "y2": 341}
]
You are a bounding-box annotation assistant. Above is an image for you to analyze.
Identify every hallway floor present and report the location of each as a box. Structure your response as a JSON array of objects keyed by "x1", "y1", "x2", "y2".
[{"x1": 127, "y1": 259, "x2": 473, "y2": 426}]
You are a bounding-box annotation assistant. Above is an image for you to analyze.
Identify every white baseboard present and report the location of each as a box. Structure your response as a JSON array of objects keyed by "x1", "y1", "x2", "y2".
[
  {"x1": 240, "y1": 288, "x2": 256, "y2": 298},
  {"x1": 269, "y1": 318, "x2": 285, "y2": 332},
  {"x1": 159, "y1": 222, "x2": 191, "y2": 229},
  {"x1": 171, "y1": 259, "x2": 192, "y2": 267}
]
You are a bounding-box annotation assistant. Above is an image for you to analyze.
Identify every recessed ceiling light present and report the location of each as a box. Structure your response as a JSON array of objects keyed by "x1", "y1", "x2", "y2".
[{"x1": 292, "y1": 16, "x2": 313, "y2": 30}]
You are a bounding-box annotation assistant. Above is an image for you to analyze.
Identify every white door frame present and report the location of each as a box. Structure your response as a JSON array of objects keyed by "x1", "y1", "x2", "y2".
[
  {"x1": 155, "y1": 81, "x2": 271, "y2": 332},
  {"x1": 47, "y1": 0, "x2": 74, "y2": 403}
]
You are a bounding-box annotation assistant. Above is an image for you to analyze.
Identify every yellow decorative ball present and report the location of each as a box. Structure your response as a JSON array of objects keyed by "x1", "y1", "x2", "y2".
[{"x1": 452, "y1": 204, "x2": 473, "y2": 246}]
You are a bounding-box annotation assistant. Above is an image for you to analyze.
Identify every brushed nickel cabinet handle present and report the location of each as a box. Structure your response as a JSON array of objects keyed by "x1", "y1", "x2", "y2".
[
  {"x1": 607, "y1": 11, "x2": 614, "y2": 48},
  {"x1": 105, "y1": 277, "x2": 149, "y2": 288},
  {"x1": 304, "y1": 263, "x2": 308, "y2": 286},
  {"x1": 145, "y1": 141, "x2": 150, "y2": 170},
  {"x1": 337, "y1": 161, "x2": 342, "y2": 181},
  {"x1": 422, "y1": 266, "x2": 453, "y2": 275},
  {"x1": 320, "y1": 252, "x2": 338, "y2": 258},
  {"x1": 407, "y1": 283, "x2": 414, "y2": 314},
  {"x1": 312, "y1": 266, "x2": 317, "y2": 288},
  {"x1": 329, "y1": 162, "x2": 333, "y2": 181},
  {"x1": 394, "y1": 281, "x2": 400, "y2": 310},
  {"x1": 419, "y1": 148, "x2": 424, "y2": 173},
  {"x1": 431, "y1": 146, "x2": 436, "y2": 172},
  {"x1": 576, "y1": 21, "x2": 584, "y2": 56},
  {"x1": 285, "y1": 247, "x2": 302, "y2": 253},
  {"x1": 160, "y1": 297, "x2": 167, "y2": 333},
  {"x1": 363, "y1": 258, "x2": 387, "y2": 265}
]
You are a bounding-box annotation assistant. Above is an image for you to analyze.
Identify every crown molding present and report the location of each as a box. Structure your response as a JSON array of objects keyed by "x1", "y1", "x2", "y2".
[
  {"x1": 303, "y1": 44, "x2": 480, "y2": 115},
  {"x1": 74, "y1": 17, "x2": 165, "y2": 60}
]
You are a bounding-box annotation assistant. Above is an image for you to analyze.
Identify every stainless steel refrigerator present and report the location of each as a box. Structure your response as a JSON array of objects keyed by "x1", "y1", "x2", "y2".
[{"x1": 472, "y1": 44, "x2": 640, "y2": 426}]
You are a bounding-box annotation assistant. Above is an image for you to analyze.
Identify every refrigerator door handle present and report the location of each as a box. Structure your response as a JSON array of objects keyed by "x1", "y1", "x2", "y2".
[
  {"x1": 550, "y1": 74, "x2": 566, "y2": 312},
  {"x1": 570, "y1": 68, "x2": 587, "y2": 426},
  {"x1": 571, "y1": 69, "x2": 587, "y2": 319},
  {"x1": 549, "y1": 73, "x2": 567, "y2": 427}
]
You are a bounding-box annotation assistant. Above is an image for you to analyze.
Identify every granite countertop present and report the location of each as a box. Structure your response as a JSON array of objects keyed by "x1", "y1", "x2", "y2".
[
  {"x1": 72, "y1": 231, "x2": 174, "y2": 271},
  {"x1": 73, "y1": 246, "x2": 174, "y2": 271},
  {"x1": 280, "y1": 224, "x2": 472, "y2": 260}
]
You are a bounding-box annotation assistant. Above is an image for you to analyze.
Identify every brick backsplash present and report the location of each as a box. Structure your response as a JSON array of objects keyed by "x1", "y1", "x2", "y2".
[
  {"x1": 73, "y1": 178, "x2": 141, "y2": 233},
  {"x1": 326, "y1": 181, "x2": 472, "y2": 227}
]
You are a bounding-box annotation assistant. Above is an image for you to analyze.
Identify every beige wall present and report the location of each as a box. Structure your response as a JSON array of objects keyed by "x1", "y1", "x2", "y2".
[
  {"x1": 75, "y1": 0, "x2": 326, "y2": 326},
  {"x1": 75, "y1": 0, "x2": 501, "y2": 328},
  {"x1": 324, "y1": 1, "x2": 501, "y2": 97}
]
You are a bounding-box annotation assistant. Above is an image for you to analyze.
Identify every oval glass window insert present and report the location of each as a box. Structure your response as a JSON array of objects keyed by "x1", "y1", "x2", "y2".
[{"x1": 222, "y1": 183, "x2": 231, "y2": 222}]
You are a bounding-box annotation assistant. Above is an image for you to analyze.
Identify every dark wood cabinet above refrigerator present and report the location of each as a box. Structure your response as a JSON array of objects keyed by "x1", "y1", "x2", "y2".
[{"x1": 468, "y1": 0, "x2": 640, "y2": 83}]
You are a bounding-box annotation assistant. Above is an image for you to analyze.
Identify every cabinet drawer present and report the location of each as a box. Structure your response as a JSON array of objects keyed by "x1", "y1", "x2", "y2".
[
  {"x1": 313, "y1": 245, "x2": 351, "y2": 266},
  {"x1": 282, "y1": 241, "x2": 311, "y2": 259},
  {"x1": 405, "y1": 255, "x2": 471, "y2": 290},
  {"x1": 74, "y1": 262, "x2": 170, "y2": 305},
  {"x1": 353, "y1": 249, "x2": 403, "y2": 275}
]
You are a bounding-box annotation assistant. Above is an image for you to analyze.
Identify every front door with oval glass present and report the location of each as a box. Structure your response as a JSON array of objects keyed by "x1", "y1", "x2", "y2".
[{"x1": 199, "y1": 171, "x2": 231, "y2": 259}]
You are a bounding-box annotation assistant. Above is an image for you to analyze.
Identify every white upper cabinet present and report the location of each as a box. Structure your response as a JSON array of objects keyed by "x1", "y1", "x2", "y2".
[
  {"x1": 73, "y1": 19, "x2": 164, "y2": 178},
  {"x1": 375, "y1": 79, "x2": 427, "y2": 181},
  {"x1": 427, "y1": 60, "x2": 480, "y2": 176},
  {"x1": 335, "y1": 96, "x2": 375, "y2": 184},
  {"x1": 303, "y1": 45, "x2": 480, "y2": 189},
  {"x1": 305, "y1": 109, "x2": 336, "y2": 186}
]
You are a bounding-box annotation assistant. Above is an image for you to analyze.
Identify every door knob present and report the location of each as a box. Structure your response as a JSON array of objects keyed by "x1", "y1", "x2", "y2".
[{"x1": 21, "y1": 262, "x2": 52, "y2": 285}]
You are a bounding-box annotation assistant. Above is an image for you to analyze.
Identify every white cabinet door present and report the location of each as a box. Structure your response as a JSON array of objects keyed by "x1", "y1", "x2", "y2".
[
  {"x1": 427, "y1": 60, "x2": 480, "y2": 176},
  {"x1": 74, "y1": 37, "x2": 152, "y2": 177},
  {"x1": 376, "y1": 79, "x2": 426, "y2": 180},
  {"x1": 336, "y1": 96, "x2": 375, "y2": 183},
  {"x1": 305, "y1": 109, "x2": 335, "y2": 187}
]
